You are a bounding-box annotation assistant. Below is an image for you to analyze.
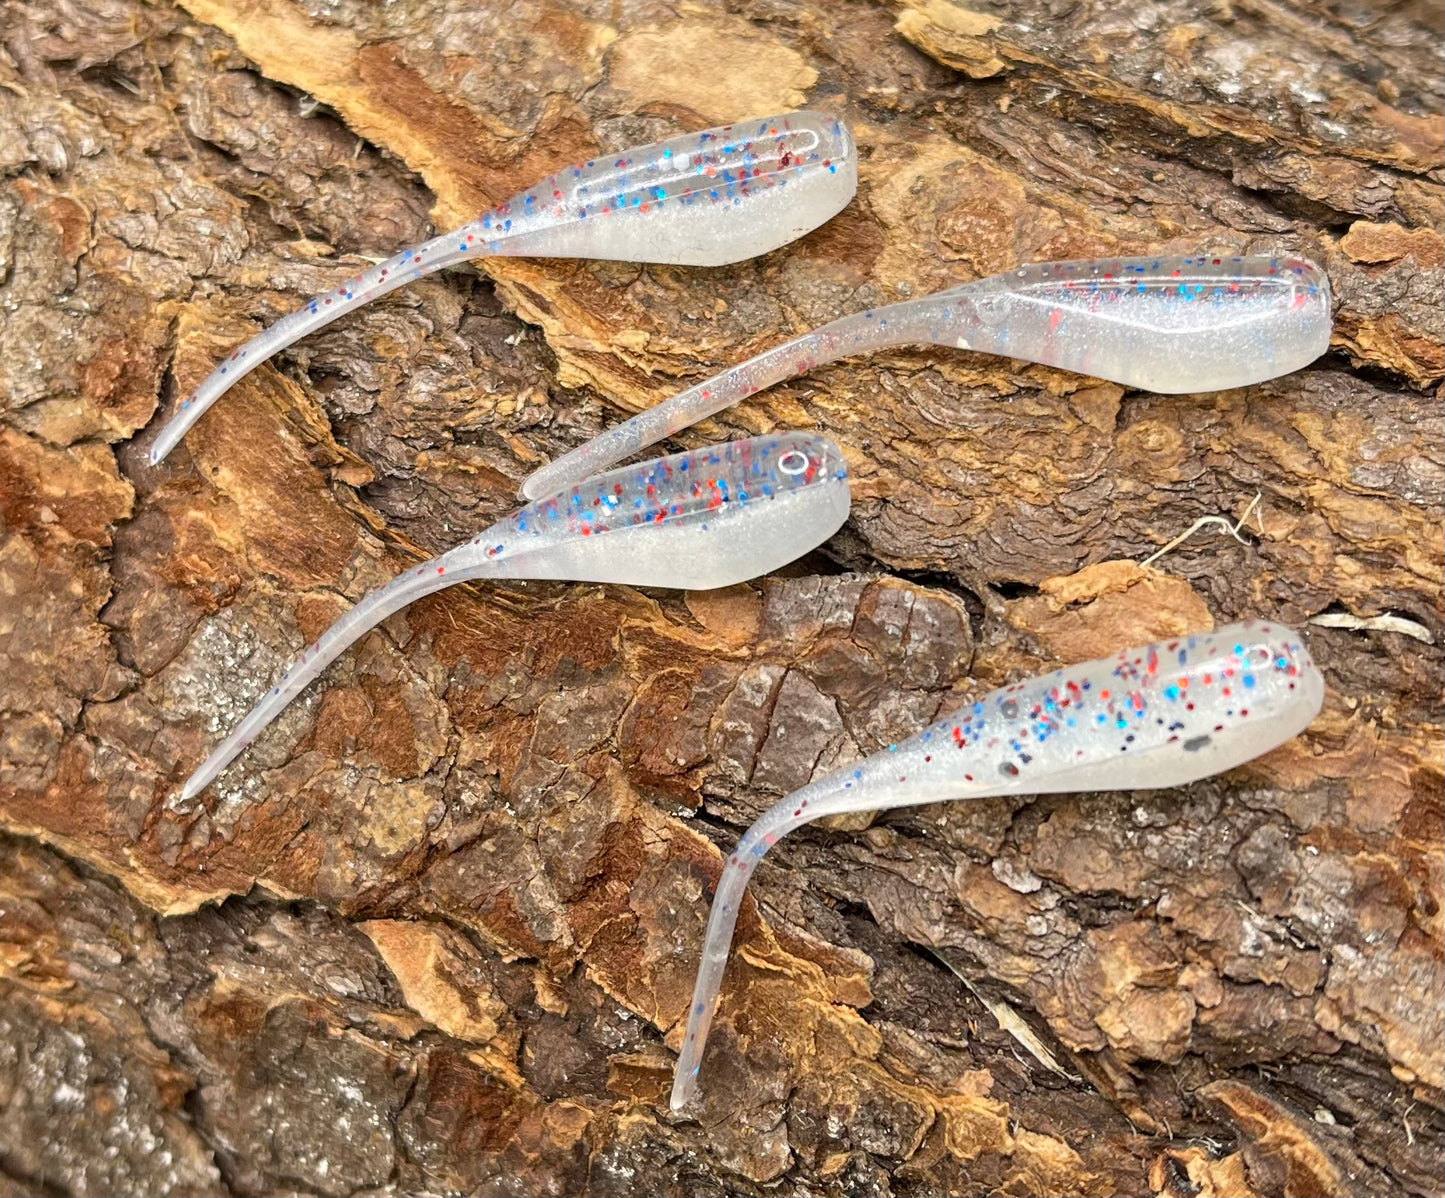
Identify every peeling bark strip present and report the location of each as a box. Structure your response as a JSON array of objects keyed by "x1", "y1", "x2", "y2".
[{"x1": 0, "y1": 1, "x2": 1441, "y2": 1196}]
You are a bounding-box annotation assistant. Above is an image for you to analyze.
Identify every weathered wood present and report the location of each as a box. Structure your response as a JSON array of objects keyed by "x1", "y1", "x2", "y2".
[{"x1": 0, "y1": 0, "x2": 1440, "y2": 1194}]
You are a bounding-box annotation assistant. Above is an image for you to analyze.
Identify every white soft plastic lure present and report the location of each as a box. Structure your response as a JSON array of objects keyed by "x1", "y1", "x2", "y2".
[
  {"x1": 149, "y1": 112, "x2": 857, "y2": 465},
  {"x1": 524, "y1": 255, "x2": 1332, "y2": 498},
  {"x1": 177, "y1": 433, "x2": 850, "y2": 803},
  {"x1": 669, "y1": 619, "x2": 1325, "y2": 1111}
]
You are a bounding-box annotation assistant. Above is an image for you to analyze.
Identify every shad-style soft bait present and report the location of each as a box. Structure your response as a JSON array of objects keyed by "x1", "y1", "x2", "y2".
[
  {"x1": 149, "y1": 112, "x2": 857, "y2": 465},
  {"x1": 669, "y1": 620, "x2": 1325, "y2": 1111},
  {"x1": 178, "y1": 433, "x2": 850, "y2": 802},
  {"x1": 524, "y1": 256, "x2": 1331, "y2": 498}
]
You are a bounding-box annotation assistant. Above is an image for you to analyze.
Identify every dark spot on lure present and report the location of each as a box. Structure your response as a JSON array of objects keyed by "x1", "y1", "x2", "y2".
[
  {"x1": 1002, "y1": 699, "x2": 1019, "y2": 718},
  {"x1": 1183, "y1": 735, "x2": 1212, "y2": 751},
  {"x1": 999, "y1": 761, "x2": 1020, "y2": 777}
]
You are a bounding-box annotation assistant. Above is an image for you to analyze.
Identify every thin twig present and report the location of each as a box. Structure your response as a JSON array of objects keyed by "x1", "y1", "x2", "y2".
[{"x1": 1141, "y1": 493, "x2": 1262, "y2": 567}]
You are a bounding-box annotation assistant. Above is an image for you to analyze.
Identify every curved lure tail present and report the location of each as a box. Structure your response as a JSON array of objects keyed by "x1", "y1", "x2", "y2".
[
  {"x1": 176, "y1": 553, "x2": 466, "y2": 804},
  {"x1": 150, "y1": 112, "x2": 857, "y2": 465},
  {"x1": 669, "y1": 619, "x2": 1325, "y2": 1110},
  {"x1": 149, "y1": 228, "x2": 479, "y2": 466},
  {"x1": 524, "y1": 255, "x2": 1331, "y2": 498}
]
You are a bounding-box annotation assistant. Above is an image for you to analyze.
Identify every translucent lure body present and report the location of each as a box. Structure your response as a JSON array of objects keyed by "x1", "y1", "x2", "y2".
[
  {"x1": 524, "y1": 256, "x2": 1332, "y2": 499},
  {"x1": 669, "y1": 620, "x2": 1325, "y2": 1111},
  {"x1": 149, "y1": 112, "x2": 857, "y2": 465},
  {"x1": 179, "y1": 433, "x2": 850, "y2": 802}
]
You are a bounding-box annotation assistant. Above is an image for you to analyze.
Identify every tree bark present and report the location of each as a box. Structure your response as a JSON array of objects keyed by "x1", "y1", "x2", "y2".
[{"x1": 0, "y1": 0, "x2": 1440, "y2": 1194}]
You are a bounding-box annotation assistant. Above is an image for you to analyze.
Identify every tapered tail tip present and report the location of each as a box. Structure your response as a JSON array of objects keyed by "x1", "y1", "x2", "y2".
[
  {"x1": 177, "y1": 771, "x2": 206, "y2": 806},
  {"x1": 148, "y1": 425, "x2": 183, "y2": 466},
  {"x1": 668, "y1": 1071, "x2": 697, "y2": 1114},
  {"x1": 520, "y1": 464, "x2": 564, "y2": 503}
]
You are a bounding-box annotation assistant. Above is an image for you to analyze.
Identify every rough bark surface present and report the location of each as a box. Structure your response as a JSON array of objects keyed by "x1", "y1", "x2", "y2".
[{"x1": 0, "y1": 0, "x2": 1441, "y2": 1194}]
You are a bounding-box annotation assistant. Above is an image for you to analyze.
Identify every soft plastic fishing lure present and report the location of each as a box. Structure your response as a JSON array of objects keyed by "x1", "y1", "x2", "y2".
[
  {"x1": 149, "y1": 112, "x2": 857, "y2": 465},
  {"x1": 669, "y1": 619, "x2": 1324, "y2": 1111},
  {"x1": 178, "y1": 433, "x2": 850, "y2": 802},
  {"x1": 524, "y1": 255, "x2": 1332, "y2": 499}
]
